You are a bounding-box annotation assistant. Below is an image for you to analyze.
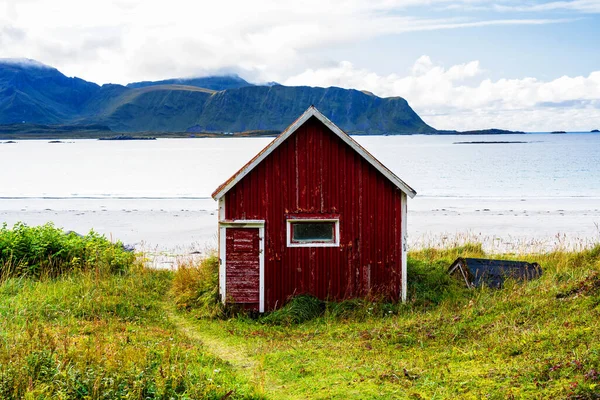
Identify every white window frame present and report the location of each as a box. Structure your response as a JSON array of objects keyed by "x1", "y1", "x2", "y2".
[{"x1": 286, "y1": 218, "x2": 340, "y2": 248}]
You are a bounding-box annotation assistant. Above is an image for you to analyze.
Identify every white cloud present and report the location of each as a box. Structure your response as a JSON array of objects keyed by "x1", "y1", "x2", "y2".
[
  {"x1": 441, "y1": 0, "x2": 600, "y2": 13},
  {"x1": 0, "y1": 0, "x2": 576, "y2": 84},
  {"x1": 284, "y1": 57, "x2": 600, "y2": 131},
  {"x1": 492, "y1": 0, "x2": 600, "y2": 13}
]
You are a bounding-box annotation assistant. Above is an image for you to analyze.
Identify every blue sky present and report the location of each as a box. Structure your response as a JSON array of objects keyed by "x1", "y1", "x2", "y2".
[
  {"x1": 1, "y1": 0, "x2": 599, "y2": 131},
  {"x1": 334, "y1": 15, "x2": 600, "y2": 81}
]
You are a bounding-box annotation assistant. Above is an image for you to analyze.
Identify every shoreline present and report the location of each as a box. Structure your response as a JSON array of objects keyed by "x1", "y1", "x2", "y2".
[
  {"x1": 1, "y1": 197, "x2": 598, "y2": 267},
  {"x1": 2, "y1": 131, "x2": 599, "y2": 142}
]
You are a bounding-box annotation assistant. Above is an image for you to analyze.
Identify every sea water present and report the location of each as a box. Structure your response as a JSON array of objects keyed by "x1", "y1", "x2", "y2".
[{"x1": 1, "y1": 133, "x2": 599, "y2": 251}]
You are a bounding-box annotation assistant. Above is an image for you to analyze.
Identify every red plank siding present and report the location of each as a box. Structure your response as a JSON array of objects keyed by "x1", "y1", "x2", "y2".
[{"x1": 225, "y1": 117, "x2": 403, "y2": 311}]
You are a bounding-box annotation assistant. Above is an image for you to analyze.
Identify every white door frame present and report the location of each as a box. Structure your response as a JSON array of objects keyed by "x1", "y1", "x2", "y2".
[
  {"x1": 219, "y1": 220, "x2": 265, "y2": 313},
  {"x1": 401, "y1": 192, "x2": 408, "y2": 302}
]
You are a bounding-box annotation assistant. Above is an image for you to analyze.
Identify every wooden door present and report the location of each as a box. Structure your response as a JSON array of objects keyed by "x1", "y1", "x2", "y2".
[{"x1": 225, "y1": 227, "x2": 260, "y2": 304}]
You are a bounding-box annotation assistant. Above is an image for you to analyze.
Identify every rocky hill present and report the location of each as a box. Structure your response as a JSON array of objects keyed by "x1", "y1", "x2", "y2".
[
  {"x1": 0, "y1": 59, "x2": 99, "y2": 124},
  {"x1": 0, "y1": 59, "x2": 435, "y2": 135}
]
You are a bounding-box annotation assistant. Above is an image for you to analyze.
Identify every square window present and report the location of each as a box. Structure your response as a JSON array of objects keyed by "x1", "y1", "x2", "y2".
[
  {"x1": 292, "y1": 222, "x2": 334, "y2": 242},
  {"x1": 286, "y1": 218, "x2": 339, "y2": 247}
]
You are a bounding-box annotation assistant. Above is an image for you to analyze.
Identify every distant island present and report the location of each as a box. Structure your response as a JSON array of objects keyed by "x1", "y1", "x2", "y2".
[
  {"x1": 0, "y1": 122, "x2": 115, "y2": 140},
  {"x1": 551, "y1": 131, "x2": 566, "y2": 134},
  {"x1": 98, "y1": 135, "x2": 156, "y2": 141},
  {"x1": 438, "y1": 128, "x2": 526, "y2": 135},
  {"x1": 454, "y1": 141, "x2": 528, "y2": 144},
  {"x1": 592, "y1": 129, "x2": 599, "y2": 133}
]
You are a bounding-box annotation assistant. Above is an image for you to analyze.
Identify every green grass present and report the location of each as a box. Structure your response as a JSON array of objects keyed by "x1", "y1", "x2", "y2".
[
  {"x1": 0, "y1": 223, "x2": 260, "y2": 399},
  {"x1": 2, "y1": 237, "x2": 600, "y2": 399},
  {"x1": 0, "y1": 269, "x2": 261, "y2": 399},
  {"x1": 175, "y1": 243, "x2": 600, "y2": 399}
]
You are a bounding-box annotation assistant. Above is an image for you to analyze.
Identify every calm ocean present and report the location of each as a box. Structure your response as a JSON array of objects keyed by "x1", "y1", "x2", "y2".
[
  {"x1": 2, "y1": 133, "x2": 599, "y2": 199},
  {"x1": 1, "y1": 133, "x2": 599, "y2": 251}
]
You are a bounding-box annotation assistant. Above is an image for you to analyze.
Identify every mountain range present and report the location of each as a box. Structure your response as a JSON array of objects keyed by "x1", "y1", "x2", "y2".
[{"x1": 0, "y1": 59, "x2": 471, "y2": 136}]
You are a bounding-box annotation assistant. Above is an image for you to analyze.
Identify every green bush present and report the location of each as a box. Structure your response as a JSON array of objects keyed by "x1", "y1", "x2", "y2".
[{"x1": 0, "y1": 222, "x2": 135, "y2": 279}]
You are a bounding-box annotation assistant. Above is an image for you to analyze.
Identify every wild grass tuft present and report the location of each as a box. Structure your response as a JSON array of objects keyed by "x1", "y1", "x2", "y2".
[
  {"x1": 261, "y1": 295, "x2": 325, "y2": 325},
  {"x1": 407, "y1": 256, "x2": 467, "y2": 308},
  {"x1": 171, "y1": 252, "x2": 225, "y2": 318}
]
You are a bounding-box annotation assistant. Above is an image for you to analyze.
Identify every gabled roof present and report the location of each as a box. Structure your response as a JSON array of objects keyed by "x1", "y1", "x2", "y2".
[{"x1": 212, "y1": 106, "x2": 417, "y2": 200}]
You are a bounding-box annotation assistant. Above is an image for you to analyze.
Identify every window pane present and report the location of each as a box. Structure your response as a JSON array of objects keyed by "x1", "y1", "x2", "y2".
[{"x1": 292, "y1": 222, "x2": 334, "y2": 242}]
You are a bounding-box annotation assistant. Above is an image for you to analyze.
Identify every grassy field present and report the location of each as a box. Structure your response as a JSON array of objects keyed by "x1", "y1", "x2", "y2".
[
  {"x1": 1, "y1": 227, "x2": 599, "y2": 399},
  {"x1": 172, "y1": 245, "x2": 600, "y2": 399}
]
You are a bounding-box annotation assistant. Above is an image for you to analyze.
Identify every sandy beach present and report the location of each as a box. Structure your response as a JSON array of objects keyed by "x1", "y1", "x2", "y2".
[
  {"x1": 2, "y1": 196, "x2": 598, "y2": 267},
  {"x1": 410, "y1": 196, "x2": 600, "y2": 251}
]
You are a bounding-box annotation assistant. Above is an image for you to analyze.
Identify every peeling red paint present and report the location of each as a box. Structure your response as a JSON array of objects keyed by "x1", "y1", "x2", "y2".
[{"x1": 225, "y1": 228, "x2": 259, "y2": 304}]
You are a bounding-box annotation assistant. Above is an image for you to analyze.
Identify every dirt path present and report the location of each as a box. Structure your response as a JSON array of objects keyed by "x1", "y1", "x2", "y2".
[
  {"x1": 166, "y1": 309, "x2": 290, "y2": 399},
  {"x1": 167, "y1": 311, "x2": 256, "y2": 370}
]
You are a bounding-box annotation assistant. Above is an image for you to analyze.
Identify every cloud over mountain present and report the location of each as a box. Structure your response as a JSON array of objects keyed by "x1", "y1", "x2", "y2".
[{"x1": 285, "y1": 56, "x2": 600, "y2": 131}]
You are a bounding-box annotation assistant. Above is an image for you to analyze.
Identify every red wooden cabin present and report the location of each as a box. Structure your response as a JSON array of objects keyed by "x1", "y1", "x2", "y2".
[{"x1": 212, "y1": 106, "x2": 416, "y2": 312}]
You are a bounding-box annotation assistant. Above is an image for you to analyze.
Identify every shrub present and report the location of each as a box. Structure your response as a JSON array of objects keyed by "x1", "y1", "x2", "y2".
[{"x1": 0, "y1": 222, "x2": 135, "y2": 279}]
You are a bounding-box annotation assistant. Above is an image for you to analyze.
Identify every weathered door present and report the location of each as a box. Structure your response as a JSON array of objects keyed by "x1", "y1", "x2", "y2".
[{"x1": 225, "y1": 227, "x2": 260, "y2": 305}]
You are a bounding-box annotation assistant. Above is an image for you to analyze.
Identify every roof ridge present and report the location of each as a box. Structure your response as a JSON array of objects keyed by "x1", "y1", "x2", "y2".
[{"x1": 212, "y1": 106, "x2": 416, "y2": 200}]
